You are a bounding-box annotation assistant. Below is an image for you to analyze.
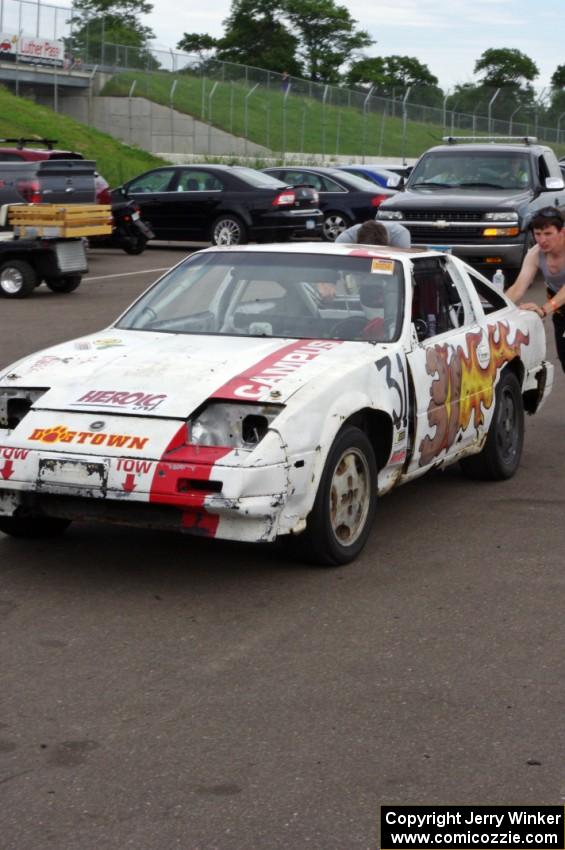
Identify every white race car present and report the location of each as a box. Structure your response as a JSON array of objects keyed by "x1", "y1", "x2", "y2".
[{"x1": 0, "y1": 243, "x2": 553, "y2": 565}]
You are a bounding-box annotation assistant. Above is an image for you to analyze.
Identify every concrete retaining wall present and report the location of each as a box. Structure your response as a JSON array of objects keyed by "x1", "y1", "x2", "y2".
[{"x1": 56, "y1": 93, "x2": 271, "y2": 157}]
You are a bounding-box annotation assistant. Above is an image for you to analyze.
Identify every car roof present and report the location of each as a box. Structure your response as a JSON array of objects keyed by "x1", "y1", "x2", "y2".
[
  {"x1": 193, "y1": 242, "x2": 439, "y2": 261},
  {"x1": 424, "y1": 143, "x2": 544, "y2": 155}
]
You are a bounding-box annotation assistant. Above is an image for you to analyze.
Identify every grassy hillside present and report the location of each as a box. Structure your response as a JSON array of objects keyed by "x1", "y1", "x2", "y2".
[
  {"x1": 0, "y1": 85, "x2": 165, "y2": 187},
  {"x1": 101, "y1": 70, "x2": 565, "y2": 162}
]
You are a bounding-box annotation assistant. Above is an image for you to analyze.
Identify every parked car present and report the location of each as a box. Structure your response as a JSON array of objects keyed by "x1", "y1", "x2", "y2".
[
  {"x1": 0, "y1": 158, "x2": 97, "y2": 208},
  {"x1": 0, "y1": 138, "x2": 111, "y2": 204},
  {"x1": 377, "y1": 137, "x2": 565, "y2": 283},
  {"x1": 263, "y1": 165, "x2": 395, "y2": 240},
  {"x1": 0, "y1": 242, "x2": 552, "y2": 565},
  {"x1": 112, "y1": 164, "x2": 323, "y2": 245},
  {"x1": 338, "y1": 164, "x2": 401, "y2": 188}
]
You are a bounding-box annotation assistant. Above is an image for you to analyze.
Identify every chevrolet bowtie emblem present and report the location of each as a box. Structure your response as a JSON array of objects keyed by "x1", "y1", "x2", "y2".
[{"x1": 435, "y1": 220, "x2": 450, "y2": 229}]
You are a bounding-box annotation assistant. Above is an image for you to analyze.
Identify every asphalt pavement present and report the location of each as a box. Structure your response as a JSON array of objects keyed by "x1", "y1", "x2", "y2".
[{"x1": 1, "y1": 246, "x2": 564, "y2": 850}]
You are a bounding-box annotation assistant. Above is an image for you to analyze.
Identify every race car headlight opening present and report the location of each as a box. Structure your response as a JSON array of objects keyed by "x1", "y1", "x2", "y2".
[
  {"x1": 189, "y1": 403, "x2": 284, "y2": 449},
  {"x1": 0, "y1": 388, "x2": 48, "y2": 429}
]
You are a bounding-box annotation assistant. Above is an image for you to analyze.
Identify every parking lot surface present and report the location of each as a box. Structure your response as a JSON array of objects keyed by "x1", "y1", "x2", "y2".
[{"x1": 1, "y1": 246, "x2": 564, "y2": 850}]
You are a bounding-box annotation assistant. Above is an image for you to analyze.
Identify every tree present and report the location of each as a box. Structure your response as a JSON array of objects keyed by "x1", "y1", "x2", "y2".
[
  {"x1": 284, "y1": 0, "x2": 373, "y2": 83},
  {"x1": 474, "y1": 48, "x2": 539, "y2": 88},
  {"x1": 176, "y1": 33, "x2": 218, "y2": 56},
  {"x1": 551, "y1": 64, "x2": 565, "y2": 90},
  {"x1": 70, "y1": 0, "x2": 155, "y2": 66},
  {"x1": 347, "y1": 55, "x2": 442, "y2": 107},
  {"x1": 216, "y1": 0, "x2": 302, "y2": 76}
]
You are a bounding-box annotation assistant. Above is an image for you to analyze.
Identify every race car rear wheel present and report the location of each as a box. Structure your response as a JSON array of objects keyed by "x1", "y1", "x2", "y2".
[
  {"x1": 45, "y1": 275, "x2": 82, "y2": 293},
  {"x1": 460, "y1": 369, "x2": 524, "y2": 480},
  {"x1": 0, "y1": 259, "x2": 38, "y2": 298},
  {"x1": 301, "y1": 425, "x2": 377, "y2": 566},
  {"x1": 0, "y1": 515, "x2": 71, "y2": 539}
]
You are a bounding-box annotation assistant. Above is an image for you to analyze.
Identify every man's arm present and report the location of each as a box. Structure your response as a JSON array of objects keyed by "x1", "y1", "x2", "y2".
[{"x1": 505, "y1": 245, "x2": 540, "y2": 303}]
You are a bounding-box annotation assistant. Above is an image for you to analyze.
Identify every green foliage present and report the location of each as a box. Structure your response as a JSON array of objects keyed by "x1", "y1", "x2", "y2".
[
  {"x1": 474, "y1": 48, "x2": 539, "y2": 88},
  {"x1": 347, "y1": 55, "x2": 441, "y2": 106},
  {"x1": 551, "y1": 64, "x2": 565, "y2": 90},
  {"x1": 176, "y1": 33, "x2": 218, "y2": 57},
  {"x1": 0, "y1": 85, "x2": 165, "y2": 186},
  {"x1": 285, "y1": 0, "x2": 373, "y2": 82},
  {"x1": 70, "y1": 0, "x2": 155, "y2": 65},
  {"x1": 217, "y1": 0, "x2": 301, "y2": 75}
]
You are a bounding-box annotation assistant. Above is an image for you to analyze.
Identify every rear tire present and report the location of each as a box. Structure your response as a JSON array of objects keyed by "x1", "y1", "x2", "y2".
[
  {"x1": 460, "y1": 370, "x2": 524, "y2": 480},
  {"x1": 298, "y1": 425, "x2": 377, "y2": 566},
  {"x1": 210, "y1": 215, "x2": 247, "y2": 246},
  {"x1": 122, "y1": 235, "x2": 148, "y2": 255},
  {"x1": 45, "y1": 275, "x2": 82, "y2": 293},
  {"x1": 0, "y1": 259, "x2": 38, "y2": 298},
  {"x1": 322, "y1": 212, "x2": 350, "y2": 241},
  {"x1": 0, "y1": 515, "x2": 71, "y2": 539}
]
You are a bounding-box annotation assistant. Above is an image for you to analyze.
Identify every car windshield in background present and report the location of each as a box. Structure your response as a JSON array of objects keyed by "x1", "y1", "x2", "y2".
[
  {"x1": 231, "y1": 167, "x2": 286, "y2": 188},
  {"x1": 118, "y1": 251, "x2": 405, "y2": 343},
  {"x1": 408, "y1": 152, "x2": 532, "y2": 190}
]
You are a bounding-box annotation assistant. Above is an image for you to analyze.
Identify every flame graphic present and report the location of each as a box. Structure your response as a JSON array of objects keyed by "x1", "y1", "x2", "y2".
[{"x1": 419, "y1": 321, "x2": 529, "y2": 466}]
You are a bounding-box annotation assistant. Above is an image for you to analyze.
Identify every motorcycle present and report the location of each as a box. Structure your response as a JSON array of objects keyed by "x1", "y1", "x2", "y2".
[{"x1": 89, "y1": 200, "x2": 154, "y2": 255}]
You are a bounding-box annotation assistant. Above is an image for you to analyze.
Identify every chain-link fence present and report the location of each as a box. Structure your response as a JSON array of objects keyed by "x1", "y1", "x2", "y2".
[{"x1": 1, "y1": 0, "x2": 564, "y2": 158}]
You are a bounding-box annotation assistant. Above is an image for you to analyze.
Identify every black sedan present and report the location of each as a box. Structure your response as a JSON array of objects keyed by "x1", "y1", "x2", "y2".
[
  {"x1": 263, "y1": 166, "x2": 395, "y2": 240},
  {"x1": 112, "y1": 165, "x2": 323, "y2": 245}
]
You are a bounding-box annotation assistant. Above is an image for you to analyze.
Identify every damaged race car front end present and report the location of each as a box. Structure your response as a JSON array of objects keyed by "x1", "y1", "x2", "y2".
[{"x1": 0, "y1": 386, "x2": 293, "y2": 542}]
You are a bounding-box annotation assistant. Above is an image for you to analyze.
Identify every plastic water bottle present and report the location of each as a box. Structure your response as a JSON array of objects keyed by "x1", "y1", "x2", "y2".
[{"x1": 492, "y1": 269, "x2": 505, "y2": 292}]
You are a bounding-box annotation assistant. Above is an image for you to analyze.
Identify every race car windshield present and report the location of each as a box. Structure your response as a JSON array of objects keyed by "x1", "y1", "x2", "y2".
[{"x1": 117, "y1": 251, "x2": 405, "y2": 343}]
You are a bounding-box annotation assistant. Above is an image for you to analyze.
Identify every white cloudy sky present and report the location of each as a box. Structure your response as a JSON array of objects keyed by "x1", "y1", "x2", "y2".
[{"x1": 143, "y1": 0, "x2": 563, "y2": 92}]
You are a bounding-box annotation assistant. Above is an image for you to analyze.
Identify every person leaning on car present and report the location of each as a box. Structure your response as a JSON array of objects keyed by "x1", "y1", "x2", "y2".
[
  {"x1": 314, "y1": 220, "x2": 390, "y2": 302},
  {"x1": 335, "y1": 219, "x2": 411, "y2": 247},
  {"x1": 506, "y1": 207, "x2": 565, "y2": 373}
]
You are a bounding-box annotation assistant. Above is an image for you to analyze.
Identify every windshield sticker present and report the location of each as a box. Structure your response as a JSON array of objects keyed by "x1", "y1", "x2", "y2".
[{"x1": 371, "y1": 259, "x2": 394, "y2": 275}]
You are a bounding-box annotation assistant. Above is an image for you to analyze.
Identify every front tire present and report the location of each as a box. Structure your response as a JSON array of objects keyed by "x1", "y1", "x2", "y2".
[
  {"x1": 300, "y1": 425, "x2": 377, "y2": 566},
  {"x1": 460, "y1": 369, "x2": 524, "y2": 480},
  {"x1": 322, "y1": 211, "x2": 350, "y2": 241},
  {"x1": 211, "y1": 215, "x2": 247, "y2": 246},
  {"x1": 0, "y1": 515, "x2": 71, "y2": 539},
  {"x1": 0, "y1": 259, "x2": 38, "y2": 298},
  {"x1": 45, "y1": 275, "x2": 82, "y2": 293}
]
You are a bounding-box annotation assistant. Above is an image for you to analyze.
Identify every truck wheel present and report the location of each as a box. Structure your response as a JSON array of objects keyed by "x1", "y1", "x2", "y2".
[
  {"x1": 0, "y1": 259, "x2": 38, "y2": 298},
  {"x1": 299, "y1": 425, "x2": 377, "y2": 566},
  {"x1": 45, "y1": 275, "x2": 82, "y2": 293},
  {"x1": 460, "y1": 370, "x2": 524, "y2": 480},
  {"x1": 0, "y1": 515, "x2": 71, "y2": 539}
]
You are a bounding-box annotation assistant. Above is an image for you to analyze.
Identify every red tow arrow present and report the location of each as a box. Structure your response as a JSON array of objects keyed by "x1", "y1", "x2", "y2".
[
  {"x1": 0, "y1": 460, "x2": 14, "y2": 480},
  {"x1": 122, "y1": 473, "x2": 137, "y2": 492}
]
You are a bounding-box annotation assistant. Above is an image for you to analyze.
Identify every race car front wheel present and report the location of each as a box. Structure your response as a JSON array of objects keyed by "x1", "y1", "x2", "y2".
[
  {"x1": 301, "y1": 425, "x2": 377, "y2": 566},
  {"x1": 0, "y1": 515, "x2": 72, "y2": 539},
  {"x1": 460, "y1": 369, "x2": 524, "y2": 480}
]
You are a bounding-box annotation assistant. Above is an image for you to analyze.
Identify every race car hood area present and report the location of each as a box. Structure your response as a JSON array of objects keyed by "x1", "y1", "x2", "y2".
[{"x1": 0, "y1": 329, "x2": 354, "y2": 416}]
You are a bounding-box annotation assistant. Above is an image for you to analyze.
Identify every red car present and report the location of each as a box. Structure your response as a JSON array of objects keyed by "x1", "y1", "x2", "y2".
[{"x1": 0, "y1": 137, "x2": 111, "y2": 204}]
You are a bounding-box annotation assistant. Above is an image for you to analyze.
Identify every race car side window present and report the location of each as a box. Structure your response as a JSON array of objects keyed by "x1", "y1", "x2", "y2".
[
  {"x1": 466, "y1": 272, "x2": 507, "y2": 314},
  {"x1": 411, "y1": 258, "x2": 471, "y2": 339}
]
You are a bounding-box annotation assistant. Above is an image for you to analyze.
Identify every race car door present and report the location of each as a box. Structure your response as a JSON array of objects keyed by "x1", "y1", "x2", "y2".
[{"x1": 403, "y1": 255, "x2": 490, "y2": 479}]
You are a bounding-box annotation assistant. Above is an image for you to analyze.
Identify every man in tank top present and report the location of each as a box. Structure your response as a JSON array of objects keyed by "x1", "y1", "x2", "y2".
[{"x1": 506, "y1": 207, "x2": 565, "y2": 372}]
